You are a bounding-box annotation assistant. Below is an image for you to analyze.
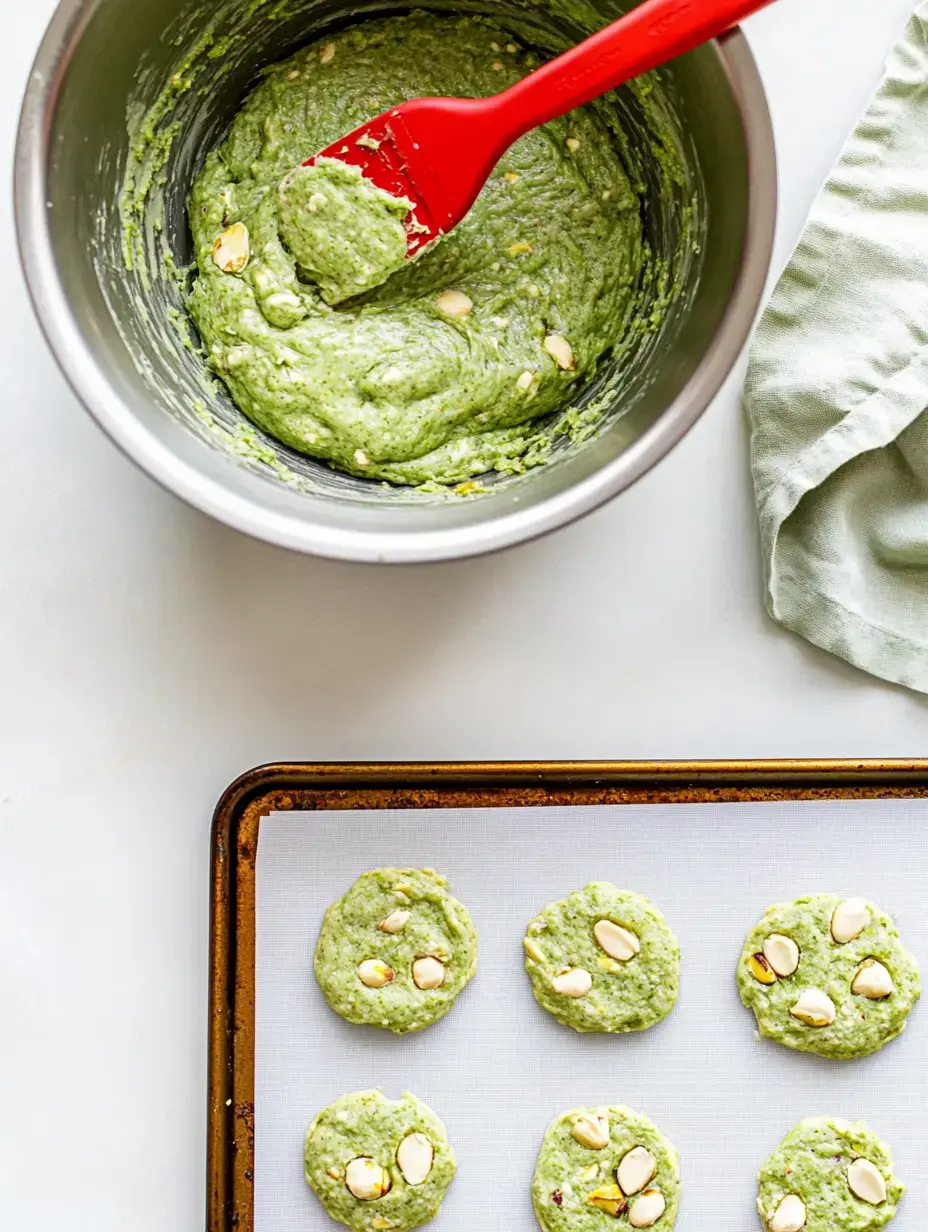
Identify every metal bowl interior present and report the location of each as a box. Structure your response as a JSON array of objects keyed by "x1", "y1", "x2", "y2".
[{"x1": 15, "y1": 0, "x2": 775, "y2": 562}]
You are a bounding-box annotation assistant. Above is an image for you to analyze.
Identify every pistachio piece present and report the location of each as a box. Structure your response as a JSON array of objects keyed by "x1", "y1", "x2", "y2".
[
  {"x1": 212, "y1": 223, "x2": 250, "y2": 274},
  {"x1": 594, "y1": 919, "x2": 640, "y2": 962},
  {"x1": 617, "y1": 1147, "x2": 656, "y2": 1197},
  {"x1": 763, "y1": 934, "x2": 800, "y2": 977},
  {"x1": 749, "y1": 952, "x2": 777, "y2": 986},
  {"x1": 789, "y1": 988, "x2": 836, "y2": 1027},
  {"x1": 516, "y1": 370, "x2": 535, "y2": 392},
  {"x1": 587, "y1": 1185, "x2": 626, "y2": 1216},
  {"x1": 580, "y1": 1164, "x2": 599, "y2": 1182},
  {"x1": 397, "y1": 1133, "x2": 433, "y2": 1186},
  {"x1": 357, "y1": 959, "x2": 394, "y2": 988},
  {"x1": 378, "y1": 909, "x2": 411, "y2": 935},
  {"x1": 769, "y1": 1194, "x2": 806, "y2": 1232},
  {"x1": 412, "y1": 956, "x2": 445, "y2": 990},
  {"x1": 543, "y1": 334, "x2": 576, "y2": 371},
  {"x1": 552, "y1": 967, "x2": 592, "y2": 998},
  {"x1": 327, "y1": 1166, "x2": 342, "y2": 1181},
  {"x1": 831, "y1": 898, "x2": 870, "y2": 944},
  {"x1": 848, "y1": 1158, "x2": 887, "y2": 1205},
  {"x1": 345, "y1": 1157, "x2": 391, "y2": 1200},
  {"x1": 436, "y1": 290, "x2": 473, "y2": 319},
  {"x1": 628, "y1": 1188, "x2": 666, "y2": 1228},
  {"x1": 852, "y1": 959, "x2": 894, "y2": 1000},
  {"x1": 371, "y1": 1219, "x2": 396, "y2": 1230},
  {"x1": 571, "y1": 1114, "x2": 609, "y2": 1150}
]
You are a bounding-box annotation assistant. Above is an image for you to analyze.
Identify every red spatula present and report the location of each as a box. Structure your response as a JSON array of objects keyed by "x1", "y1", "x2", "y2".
[{"x1": 307, "y1": 0, "x2": 777, "y2": 255}]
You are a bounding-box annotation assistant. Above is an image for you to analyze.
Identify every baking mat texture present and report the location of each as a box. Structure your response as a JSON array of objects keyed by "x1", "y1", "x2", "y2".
[{"x1": 255, "y1": 801, "x2": 928, "y2": 1231}]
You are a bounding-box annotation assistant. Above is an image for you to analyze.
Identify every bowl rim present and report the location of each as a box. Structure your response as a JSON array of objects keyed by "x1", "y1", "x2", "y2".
[{"x1": 14, "y1": 9, "x2": 776, "y2": 563}]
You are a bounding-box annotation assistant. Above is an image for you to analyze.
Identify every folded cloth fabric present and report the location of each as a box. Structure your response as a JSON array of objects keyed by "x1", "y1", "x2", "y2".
[{"x1": 745, "y1": 3, "x2": 928, "y2": 693}]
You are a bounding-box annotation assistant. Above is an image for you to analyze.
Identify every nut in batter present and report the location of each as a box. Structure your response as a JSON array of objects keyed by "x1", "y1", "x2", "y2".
[
  {"x1": 212, "y1": 223, "x2": 250, "y2": 274},
  {"x1": 345, "y1": 1157, "x2": 392, "y2": 1200},
  {"x1": 594, "y1": 920, "x2": 640, "y2": 962}
]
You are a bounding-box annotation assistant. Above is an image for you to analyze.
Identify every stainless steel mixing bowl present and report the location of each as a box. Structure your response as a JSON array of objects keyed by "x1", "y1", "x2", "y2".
[{"x1": 15, "y1": 0, "x2": 775, "y2": 563}]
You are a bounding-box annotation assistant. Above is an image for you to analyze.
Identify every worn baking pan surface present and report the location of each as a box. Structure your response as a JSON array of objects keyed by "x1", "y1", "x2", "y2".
[{"x1": 209, "y1": 762, "x2": 928, "y2": 1232}]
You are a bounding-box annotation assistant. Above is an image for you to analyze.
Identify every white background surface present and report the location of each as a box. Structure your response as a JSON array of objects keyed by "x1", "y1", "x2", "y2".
[
  {"x1": 255, "y1": 804, "x2": 927, "y2": 1232},
  {"x1": 2, "y1": 0, "x2": 928, "y2": 1227}
]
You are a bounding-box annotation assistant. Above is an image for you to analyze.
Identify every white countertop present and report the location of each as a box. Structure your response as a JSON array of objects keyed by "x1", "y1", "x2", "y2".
[{"x1": 2, "y1": 0, "x2": 926, "y2": 1225}]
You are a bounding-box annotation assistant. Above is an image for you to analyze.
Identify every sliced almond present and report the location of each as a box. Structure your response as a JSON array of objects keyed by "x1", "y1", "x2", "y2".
[
  {"x1": 378, "y1": 909, "x2": 411, "y2": 935},
  {"x1": 345, "y1": 1157, "x2": 391, "y2": 1200},
  {"x1": 516, "y1": 370, "x2": 535, "y2": 392},
  {"x1": 508, "y1": 241, "x2": 533, "y2": 256},
  {"x1": 628, "y1": 1188, "x2": 666, "y2": 1228},
  {"x1": 212, "y1": 223, "x2": 250, "y2": 274},
  {"x1": 852, "y1": 959, "x2": 894, "y2": 1000},
  {"x1": 397, "y1": 1133, "x2": 433, "y2": 1186},
  {"x1": 587, "y1": 1184, "x2": 626, "y2": 1216},
  {"x1": 436, "y1": 290, "x2": 473, "y2": 319},
  {"x1": 358, "y1": 959, "x2": 394, "y2": 988},
  {"x1": 543, "y1": 334, "x2": 576, "y2": 371},
  {"x1": 617, "y1": 1147, "x2": 656, "y2": 1197},
  {"x1": 831, "y1": 898, "x2": 870, "y2": 944},
  {"x1": 763, "y1": 935, "x2": 800, "y2": 978},
  {"x1": 594, "y1": 920, "x2": 640, "y2": 962},
  {"x1": 552, "y1": 967, "x2": 592, "y2": 998},
  {"x1": 571, "y1": 1114, "x2": 609, "y2": 1150},
  {"x1": 566, "y1": 137, "x2": 581, "y2": 152},
  {"x1": 749, "y1": 952, "x2": 777, "y2": 986},
  {"x1": 320, "y1": 41, "x2": 336, "y2": 64},
  {"x1": 412, "y1": 956, "x2": 445, "y2": 990},
  {"x1": 789, "y1": 988, "x2": 836, "y2": 1027},
  {"x1": 523, "y1": 937, "x2": 545, "y2": 963},
  {"x1": 769, "y1": 1194, "x2": 806, "y2": 1232},
  {"x1": 848, "y1": 1159, "x2": 887, "y2": 1205}
]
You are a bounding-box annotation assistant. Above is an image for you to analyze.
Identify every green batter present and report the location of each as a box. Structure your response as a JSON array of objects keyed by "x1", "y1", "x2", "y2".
[
  {"x1": 305, "y1": 1090, "x2": 456, "y2": 1232},
  {"x1": 737, "y1": 894, "x2": 921, "y2": 1059},
  {"x1": 757, "y1": 1118, "x2": 903, "y2": 1232},
  {"x1": 532, "y1": 1105, "x2": 680, "y2": 1232},
  {"x1": 314, "y1": 868, "x2": 477, "y2": 1033},
  {"x1": 523, "y1": 883, "x2": 680, "y2": 1033},
  {"x1": 187, "y1": 12, "x2": 666, "y2": 485},
  {"x1": 278, "y1": 158, "x2": 413, "y2": 304}
]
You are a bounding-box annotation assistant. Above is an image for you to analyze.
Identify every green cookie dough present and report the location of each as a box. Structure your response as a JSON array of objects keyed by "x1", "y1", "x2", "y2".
[
  {"x1": 757, "y1": 1118, "x2": 903, "y2": 1232},
  {"x1": 523, "y1": 883, "x2": 680, "y2": 1033},
  {"x1": 737, "y1": 894, "x2": 921, "y2": 1059},
  {"x1": 187, "y1": 12, "x2": 691, "y2": 486},
  {"x1": 305, "y1": 1090, "x2": 455, "y2": 1232},
  {"x1": 314, "y1": 867, "x2": 477, "y2": 1033},
  {"x1": 278, "y1": 158, "x2": 413, "y2": 305},
  {"x1": 532, "y1": 1104, "x2": 680, "y2": 1232}
]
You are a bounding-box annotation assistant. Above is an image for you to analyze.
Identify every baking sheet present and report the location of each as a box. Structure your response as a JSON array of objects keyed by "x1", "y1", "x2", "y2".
[{"x1": 254, "y1": 801, "x2": 928, "y2": 1231}]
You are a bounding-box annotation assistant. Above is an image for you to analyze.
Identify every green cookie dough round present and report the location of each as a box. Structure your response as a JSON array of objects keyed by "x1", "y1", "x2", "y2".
[
  {"x1": 523, "y1": 883, "x2": 680, "y2": 1033},
  {"x1": 314, "y1": 868, "x2": 477, "y2": 1033},
  {"x1": 532, "y1": 1104, "x2": 680, "y2": 1232},
  {"x1": 737, "y1": 894, "x2": 921, "y2": 1059},
  {"x1": 305, "y1": 1090, "x2": 456, "y2": 1232},
  {"x1": 757, "y1": 1117, "x2": 903, "y2": 1232}
]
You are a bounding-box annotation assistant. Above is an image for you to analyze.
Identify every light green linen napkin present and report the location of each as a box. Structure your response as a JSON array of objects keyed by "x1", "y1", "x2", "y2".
[{"x1": 745, "y1": 3, "x2": 928, "y2": 693}]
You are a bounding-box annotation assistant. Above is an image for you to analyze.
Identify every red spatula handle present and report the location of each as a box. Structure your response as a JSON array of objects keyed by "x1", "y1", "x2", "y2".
[{"x1": 494, "y1": 0, "x2": 777, "y2": 143}]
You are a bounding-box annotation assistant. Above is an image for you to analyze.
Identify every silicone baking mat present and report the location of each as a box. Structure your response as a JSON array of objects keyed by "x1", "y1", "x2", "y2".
[{"x1": 252, "y1": 799, "x2": 927, "y2": 1232}]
